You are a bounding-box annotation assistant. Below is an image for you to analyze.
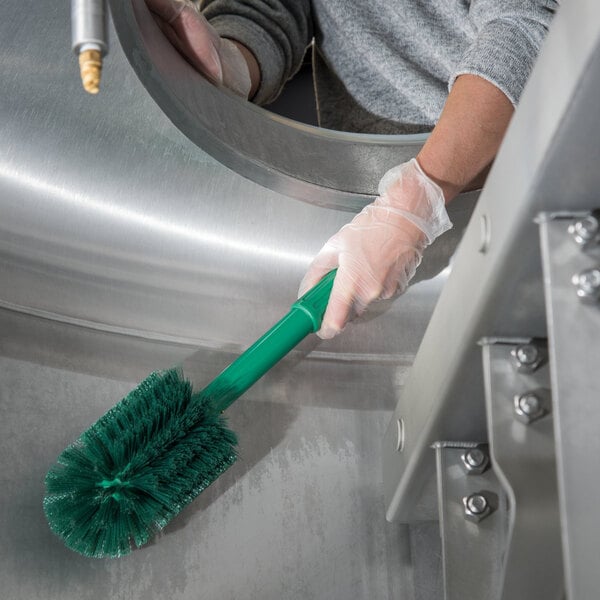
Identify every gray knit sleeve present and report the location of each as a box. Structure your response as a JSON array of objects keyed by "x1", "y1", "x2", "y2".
[
  {"x1": 450, "y1": 0, "x2": 558, "y2": 106},
  {"x1": 201, "y1": 0, "x2": 312, "y2": 105}
]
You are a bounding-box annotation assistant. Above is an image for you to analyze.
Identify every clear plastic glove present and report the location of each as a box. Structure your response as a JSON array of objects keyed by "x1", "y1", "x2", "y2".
[
  {"x1": 299, "y1": 158, "x2": 453, "y2": 339},
  {"x1": 145, "y1": 0, "x2": 252, "y2": 98}
]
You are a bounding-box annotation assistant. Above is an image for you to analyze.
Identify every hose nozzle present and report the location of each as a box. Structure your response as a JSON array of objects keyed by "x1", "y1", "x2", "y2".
[
  {"x1": 78, "y1": 48, "x2": 103, "y2": 94},
  {"x1": 71, "y1": 0, "x2": 108, "y2": 95}
]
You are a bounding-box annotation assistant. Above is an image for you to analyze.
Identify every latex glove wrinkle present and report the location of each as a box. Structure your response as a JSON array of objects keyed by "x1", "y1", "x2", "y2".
[{"x1": 299, "y1": 159, "x2": 452, "y2": 339}]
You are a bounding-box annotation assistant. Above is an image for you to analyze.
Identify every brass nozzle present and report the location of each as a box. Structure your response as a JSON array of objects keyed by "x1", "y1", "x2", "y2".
[{"x1": 78, "y1": 49, "x2": 102, "y2": 95}]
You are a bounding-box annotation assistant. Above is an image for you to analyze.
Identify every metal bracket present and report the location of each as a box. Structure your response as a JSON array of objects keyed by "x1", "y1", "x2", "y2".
[
  {"x1": 539, "y1": 211, "x2": 600, "y2": 599},
  {"x1": 434, "y1": 442, "x2": 507, "y2": 600},
  {"x1": 481, "y1": 339, "x2": 564, "y2": 600}
]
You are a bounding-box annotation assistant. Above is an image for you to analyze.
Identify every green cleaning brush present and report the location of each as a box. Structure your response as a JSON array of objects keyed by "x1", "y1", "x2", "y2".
[{"x1": 43, "y1": 270, "x2": 336, "y2": 558}]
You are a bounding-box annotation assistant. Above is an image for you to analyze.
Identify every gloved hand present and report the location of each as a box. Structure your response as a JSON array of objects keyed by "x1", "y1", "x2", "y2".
[
  {"x1": 146, "y1": 0, "x2": 252, "y2": 98},
  {"x1": 299, "y1": 158, "x2": 452, "y2": 339}
]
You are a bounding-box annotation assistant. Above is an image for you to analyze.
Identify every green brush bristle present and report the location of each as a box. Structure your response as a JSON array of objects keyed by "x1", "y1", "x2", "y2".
[{"x1": 43, "y1": 369, "x2": 238, "y2": 558}]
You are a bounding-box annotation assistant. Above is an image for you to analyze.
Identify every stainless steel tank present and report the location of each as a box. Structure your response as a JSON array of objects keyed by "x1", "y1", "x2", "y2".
[{"x1": 0, "y1": 1, "x2": 477, "y2": 598}]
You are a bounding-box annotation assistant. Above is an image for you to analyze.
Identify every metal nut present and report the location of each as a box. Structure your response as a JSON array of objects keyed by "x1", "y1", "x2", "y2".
[
  {"x1": 510, "y1": 343, "x2": 542, "y2": 373},
  {"x1": 572, "y1": 268, "x2": 600, "y2": 303},
  {"x1": 460, "y1": 447, "x2": 489, "y2": 475},
  {"x1": 568, "y1": 215, "x2": 599, "y2": 248},
  {"x1": 463, "y1": 492, "x2": 492, "y2": 523},
  {"x1": 514, "y1": 392, "x2": 547, "y2": 424}
]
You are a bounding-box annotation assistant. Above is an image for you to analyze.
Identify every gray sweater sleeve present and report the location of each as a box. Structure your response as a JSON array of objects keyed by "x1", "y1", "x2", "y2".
[
  {"x1": 201, "y1": 0, "x2": 312, "y2": 105},
  {"x1": 451, "y1": 0, "x2": 559, "y2": 105}
]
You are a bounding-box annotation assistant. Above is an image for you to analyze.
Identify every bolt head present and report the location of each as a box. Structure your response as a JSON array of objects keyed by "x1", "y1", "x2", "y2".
[
  {"x1": 519, "y1": 393, "x2": 540, "y2": 415},
  {"x1": 510, "y1": 343, "x2": 542, "y2": 373},
  {"x1": 569, "y1": 215, "x2": 599, "y2": 246},
  {"x1": 463, "y1": 493, "x2": 492, "y2": 523},
  {"x1": 572, "y1": 268, "x2": 600, "y2": 302},
  {"x1": 460, "y1": 447, "x2": 489, "y2": 475},
  {"x1": 514, "y1": 392, "x2": 547, "y2": 424}
]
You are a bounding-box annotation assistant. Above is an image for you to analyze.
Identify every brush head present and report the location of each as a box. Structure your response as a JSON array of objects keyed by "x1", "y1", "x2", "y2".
[{"x1": 43, "y1": 369, "x2": 238, "y2": 558}]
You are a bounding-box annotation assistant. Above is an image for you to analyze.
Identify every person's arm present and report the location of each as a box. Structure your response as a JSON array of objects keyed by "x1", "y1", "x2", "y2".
[
  {"x1": 145, "y1": 0, "x2": 310, "y2": 102},
  {"x1": 417, "y1": 73, "x2": 514, "y2": 202},
  {"x1": 229, "y1": 40, "x2": 260, "y2": 99},
  {"x1": 299, "y1": 75, "x2": 512, "y2": 339},
  {"x1": 300, "y1": 0, "x2": 559, "y2": 339},
  {"x1": 201, "y1": 0, "x2": 313, "y2": 104}
]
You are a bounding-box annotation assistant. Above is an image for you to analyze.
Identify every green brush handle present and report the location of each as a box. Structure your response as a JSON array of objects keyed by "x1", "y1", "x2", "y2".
[{"x1": 203, "y1": 269, "x2": 336, "y2": 413}]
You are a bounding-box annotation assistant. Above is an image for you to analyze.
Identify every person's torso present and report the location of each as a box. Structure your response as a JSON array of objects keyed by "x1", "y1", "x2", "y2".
[{"x1": 310, "y1": 0, "x2": 475, "y2": 134}]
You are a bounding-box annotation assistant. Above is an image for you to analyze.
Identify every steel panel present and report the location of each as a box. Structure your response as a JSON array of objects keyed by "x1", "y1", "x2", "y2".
[{"x1": 539, "y1": 214, "x2": 600, "y2": 600}]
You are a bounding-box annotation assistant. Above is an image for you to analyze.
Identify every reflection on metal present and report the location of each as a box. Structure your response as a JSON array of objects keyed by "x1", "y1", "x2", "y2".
[
  {"x1": 434, "y1": 443, "x2": 506, "y2": 600},
  {"x1": 395, "y1": 418, "x2": 405, "y2": 452},
  {"x1": 539, "y1": 213, "x2": 600, "y2": 600},
  {"x1": 482, "y1": 340, "x2": 563, "y2": 600}
]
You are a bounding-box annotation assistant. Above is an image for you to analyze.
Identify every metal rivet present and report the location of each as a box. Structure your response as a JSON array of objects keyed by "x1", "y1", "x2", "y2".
[
  {"x1": 572, "y1": 268, "x2": 600, "y2": 302},
  {"x1": 463, "y1": 492, "x2": 492, "y2": 523},
  {"x1": 568, "y1": 215, "x2": 599, "y2": 247},
  {"x1": 395, "y1": 418, "x2": 405, "y2": 452}
]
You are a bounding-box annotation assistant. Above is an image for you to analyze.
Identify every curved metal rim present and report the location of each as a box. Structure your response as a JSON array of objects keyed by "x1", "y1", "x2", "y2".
[{"x1": 109, "y1": 0, "x2": 429, "y2": 211}]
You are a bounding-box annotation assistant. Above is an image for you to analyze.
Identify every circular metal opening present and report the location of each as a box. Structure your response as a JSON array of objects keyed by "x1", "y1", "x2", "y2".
[{"x1": 110, "y1": 0, "x2": 430, "y2": 211}]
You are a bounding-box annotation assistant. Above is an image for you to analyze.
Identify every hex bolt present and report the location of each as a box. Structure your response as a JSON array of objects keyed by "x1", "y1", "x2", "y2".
[
  {"x1": 460, "y1": 447, "x2": 489, "y2": 475},
  {"x1": 463, "y1": 492, "x2": 492, "y2": 523},
  {"x1": 568, "y1": 215, "x2": 599, "y2": 247},
  {"x1": 510, "y1": 343, "x2": 542, "y2": 373},
  {"x1": 515, "y1": 345, "x2": 538, "y2": 366},
  {"x1": 572, "y1": 268, "x2": 600, "y2": 303},
  {"x1": 466, "y1": 494, "x2": 488, "y2": 514},
  {"x1": 514, "y1": 392, "x2": 547, "y2": 424}
]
